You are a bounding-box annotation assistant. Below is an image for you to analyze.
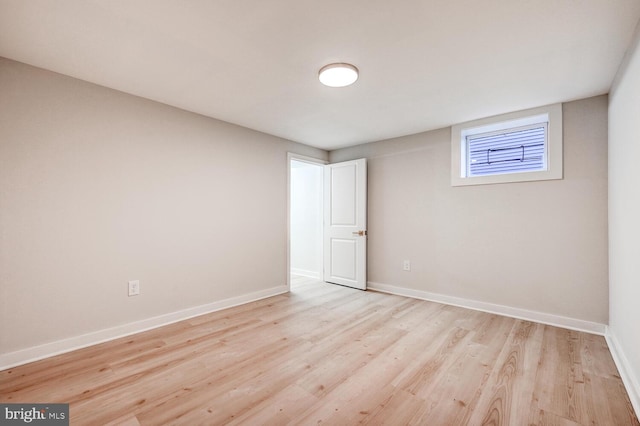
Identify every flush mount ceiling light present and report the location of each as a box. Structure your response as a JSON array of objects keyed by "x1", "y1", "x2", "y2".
[{"x1": 318, "y1": 63, "x2": 359, "y2": 87}]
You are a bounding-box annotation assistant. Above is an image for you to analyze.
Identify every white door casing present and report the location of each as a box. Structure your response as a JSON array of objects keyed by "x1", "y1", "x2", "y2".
[{"x1": 323, "y1": 159, "x2": 367, "y2": 290}]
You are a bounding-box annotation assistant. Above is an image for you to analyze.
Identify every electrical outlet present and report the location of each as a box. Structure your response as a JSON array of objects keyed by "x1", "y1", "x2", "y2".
[
  {"x1": 128, "y1": 280, "x2": 140, "y2": 296},
  {"x1": 403, "y1": 260, "x2": 411, "y2": 271}
]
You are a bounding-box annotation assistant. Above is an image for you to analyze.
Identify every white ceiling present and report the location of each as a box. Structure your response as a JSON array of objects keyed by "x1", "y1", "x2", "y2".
[{"x1": 1, "y1": 1, "x2": 639, "y2": 150}]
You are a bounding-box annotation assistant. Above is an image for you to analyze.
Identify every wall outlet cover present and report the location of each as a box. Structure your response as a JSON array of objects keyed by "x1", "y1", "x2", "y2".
[{"x1": 128, "y1": 280, "x2": 140, "y2": 296}]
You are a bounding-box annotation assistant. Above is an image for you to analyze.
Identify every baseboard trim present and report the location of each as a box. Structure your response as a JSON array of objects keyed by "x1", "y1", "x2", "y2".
[
  {"x1": 0, "y1": 285, "x2": 289, "y2": 371},
  {"x1": 290, "y1": 268, "x2": 321, "y2": 279},
  {"x1": 605, "y1": 330, "x2": 640, "y2": 418},
  {"x1": 367, "y1": 281, "x2": 607, "y2": 335}
]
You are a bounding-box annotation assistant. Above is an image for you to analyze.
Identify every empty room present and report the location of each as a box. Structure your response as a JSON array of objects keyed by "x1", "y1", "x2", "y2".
[{"x1": 1, "y1": 1, "x2": 640, "y2": 425}]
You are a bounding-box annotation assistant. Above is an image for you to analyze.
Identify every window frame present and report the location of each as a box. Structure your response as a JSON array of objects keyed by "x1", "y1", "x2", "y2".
[{"x1": 451, "y1": 103, "x2": 563, "y2": 186}]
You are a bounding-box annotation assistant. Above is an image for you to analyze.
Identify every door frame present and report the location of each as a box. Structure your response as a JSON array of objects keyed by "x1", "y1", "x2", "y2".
[{"x1": 286, "y1": 153, "x2": 327, "y2": 291}]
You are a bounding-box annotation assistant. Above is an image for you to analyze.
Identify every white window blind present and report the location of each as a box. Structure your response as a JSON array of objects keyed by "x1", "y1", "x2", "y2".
[{"x1": 466, "y1": 123, "x2": 547, "y2": 177}]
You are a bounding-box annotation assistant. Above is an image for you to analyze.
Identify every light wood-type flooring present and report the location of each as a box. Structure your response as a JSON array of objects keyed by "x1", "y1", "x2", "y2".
[{"x1": 1, "y1": 276, "x2": 638, "y2": 425}]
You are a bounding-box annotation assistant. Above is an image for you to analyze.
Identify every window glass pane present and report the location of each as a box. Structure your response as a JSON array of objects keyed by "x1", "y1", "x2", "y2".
[{"x1": 467, "y1": 124, "x2": 546, "y2": 177}]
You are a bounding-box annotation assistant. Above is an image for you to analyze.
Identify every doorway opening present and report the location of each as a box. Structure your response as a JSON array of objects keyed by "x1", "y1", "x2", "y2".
[
  {"x1": 287, "y1": 154, "x2": 367, "y2": 292},
  {"x1": 289, "y1": 156, "x2": 324, "y2": 290}
]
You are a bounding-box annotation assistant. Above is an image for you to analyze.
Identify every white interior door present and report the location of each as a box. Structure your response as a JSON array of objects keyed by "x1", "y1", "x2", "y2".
[{"x1": 324, "y1": 159, "x2": 367, "y2": 290}]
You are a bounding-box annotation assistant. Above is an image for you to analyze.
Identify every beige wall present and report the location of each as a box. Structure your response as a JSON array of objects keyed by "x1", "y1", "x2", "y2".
[
  {"x1": 0, "y1": 57, "x2": 327, "y2": 354},
  {"x1": 609, "y1": 21, "x2": 640, "y2": 407},
  {"x1": 330, "y1": 96, "x2": 609, "y2": 323}
]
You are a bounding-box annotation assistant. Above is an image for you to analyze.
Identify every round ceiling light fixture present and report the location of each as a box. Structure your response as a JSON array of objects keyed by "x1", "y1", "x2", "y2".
[{"x1": 318, "y1": 63, "x2": 359, "y2": 87}]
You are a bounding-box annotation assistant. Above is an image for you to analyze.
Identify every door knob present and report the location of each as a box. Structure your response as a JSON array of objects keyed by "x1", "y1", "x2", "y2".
[{"x1": 352, "y1": 230, "x2": 367, "y2": 236}]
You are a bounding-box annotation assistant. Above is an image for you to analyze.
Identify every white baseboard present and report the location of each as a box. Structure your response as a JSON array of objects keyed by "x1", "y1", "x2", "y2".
[
  {"x1": 0, "y1": 285, "x2": 288, "y2": 371},
  {"x1": 367, "y1": 281, "x2": 607, "y2": 335},
  {"x1": 605, "y1": 330, "x2": 640, "y2": 418},
  {"x1": 290, "y1": 268, "x2": 321, "y2": 279}
]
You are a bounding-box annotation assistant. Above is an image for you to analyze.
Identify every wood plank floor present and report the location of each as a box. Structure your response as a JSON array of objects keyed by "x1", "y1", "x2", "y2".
[{"x1": 1, "y1": 276, "x2": 637, "y2": 425}]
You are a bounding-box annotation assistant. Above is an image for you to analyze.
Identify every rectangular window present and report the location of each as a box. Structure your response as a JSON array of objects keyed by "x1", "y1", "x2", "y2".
[
  {"x1": 451, "y1": 104, "x2": 562, "y2": 186},
  {"x1": 467, "y1": 123, "x2": 547, "y2": 177}
]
